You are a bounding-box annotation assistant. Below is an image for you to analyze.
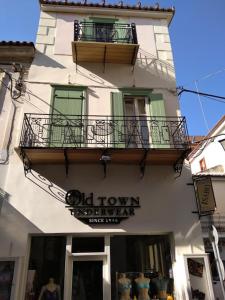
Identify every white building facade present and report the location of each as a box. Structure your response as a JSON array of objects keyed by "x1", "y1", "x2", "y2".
[
  {"x1": 189, "y1": 116, "x2": 225, "y2": 300},
  {"x1": 0, "y1": 1, "x2": 215, "y2": 299}
]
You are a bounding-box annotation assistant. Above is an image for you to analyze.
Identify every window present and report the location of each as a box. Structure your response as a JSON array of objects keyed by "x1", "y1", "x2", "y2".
[
  {"x1": 0, "y1": 260, "x2": 15, "y2": 300},
  {"x1": 72, "y1": 237, "x2": 104, "y2": 253},
  {"x1": 25, "y1": 236, "x2": 66, "y2": 300},
  {"x1": 94, "y1": 23, "x2": 114, "y2": 42},
  {"x1": 110, "y1": 235, "x2": 173, "y2": 299},
  {"x1": 199, "y1": 158, "x2": 207, "y2": 171},
  {"x1": 124, "y1": 96, "x2": 149, "y2": 148}
]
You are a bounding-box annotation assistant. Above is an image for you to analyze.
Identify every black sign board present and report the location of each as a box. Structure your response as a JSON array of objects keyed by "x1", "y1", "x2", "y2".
[{"x1": 65, "y1": 190, "x2": 140, "y2": 224}]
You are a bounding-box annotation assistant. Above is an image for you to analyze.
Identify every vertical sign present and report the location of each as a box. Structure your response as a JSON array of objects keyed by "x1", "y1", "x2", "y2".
[{"x1": 193, "y1": 176, "x2": 216, "y2": 216}]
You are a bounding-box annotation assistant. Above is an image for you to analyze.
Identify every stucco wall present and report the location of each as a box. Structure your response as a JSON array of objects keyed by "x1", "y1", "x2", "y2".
[
  {"x1": 212, "y1": 178, "x2": 225, "y2": 217},
  {"x1": 191, "y1": 136, "x2": 225, "y2": 174},
  {"x1": 30, "y1": 10, "x2": 178, "y2": 118},
  {"x1": 0, "y1": 158, "x2": 204, "y2": 299},
  {"x1": 0, "y1": 7, "x2": 207, "y2": 300}
]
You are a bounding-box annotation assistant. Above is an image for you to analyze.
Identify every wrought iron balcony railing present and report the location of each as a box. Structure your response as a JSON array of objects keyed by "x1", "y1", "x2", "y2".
[
  {"x1": 20, "y1": 114, "x2": 189, "y2": 150},
  {"x1": 74, "y1": 21, "x2": 138, "y2": 44}
]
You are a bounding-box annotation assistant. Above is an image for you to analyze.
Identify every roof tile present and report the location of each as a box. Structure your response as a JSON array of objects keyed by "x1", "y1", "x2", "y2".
[{"x1": 39, "y1": 0, "x2": 175, "y2": 13}]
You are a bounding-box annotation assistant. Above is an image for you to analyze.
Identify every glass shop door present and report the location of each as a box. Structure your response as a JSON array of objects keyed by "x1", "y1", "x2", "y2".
[{"x1": 72, "y1": 260, "x2": 103, "y2": 300}]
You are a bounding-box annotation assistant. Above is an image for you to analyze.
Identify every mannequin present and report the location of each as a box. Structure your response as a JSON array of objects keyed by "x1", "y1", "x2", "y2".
[
  {"x1": 38, "y1": 278, "x2": 61, "y2": 300},
  {"x1": 152, "y1": 273, "x2": 169, "y2": 300},
  {"x1": 135, "y1": 273, "x2": 150, "y2": 300},
  {"x1": 118, "y1": 273, "x2": 132, "y2": 300}
]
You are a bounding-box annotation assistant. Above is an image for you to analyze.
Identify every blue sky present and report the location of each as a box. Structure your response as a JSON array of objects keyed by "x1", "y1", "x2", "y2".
[{"x1": 0, "y1": 0, "x2": 225, "y2": 135}]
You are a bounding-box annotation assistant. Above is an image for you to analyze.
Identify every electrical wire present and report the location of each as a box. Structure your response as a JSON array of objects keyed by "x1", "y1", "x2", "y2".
[
  {"x1": 201, "y1": 94, "x2": 225, "y2": 104},
  {"x1": 179, "y1": 67, "x2": 225, "y2": 89},
  {"x1": 195, "y1": 80, "x2": 209, "y2": 132}
]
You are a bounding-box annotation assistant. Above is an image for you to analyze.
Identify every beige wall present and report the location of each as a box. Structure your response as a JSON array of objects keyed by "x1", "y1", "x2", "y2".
[
  {"x1": 0, "y1": 158, "x2": 205, "y2": 299},
  {"x1": 0, "y1": 7, "x2": 210, "y2": 300},
  {"x1": 30, "y1": 10, "x2": 178, "y2": 118}
]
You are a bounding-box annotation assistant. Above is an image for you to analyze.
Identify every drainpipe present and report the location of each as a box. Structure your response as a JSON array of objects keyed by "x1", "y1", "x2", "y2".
[{"x1": 209, "y1": 225, "x2": 225, "y2": 298}]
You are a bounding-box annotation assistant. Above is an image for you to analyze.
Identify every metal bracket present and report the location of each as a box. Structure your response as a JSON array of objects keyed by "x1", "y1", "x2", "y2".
[
  {"x1": 64, "y1": 149, "x2": 69, "y2": 176},
  {"x1": 100, "y1": 149, "x2": 111, "y2": 178},
  {"x1": 173, "y1": 148, "x2": 191, "y2": 178},
  {"x1": 75, "y1": 44, "x2": 78, "y2": 73},
  {"x1": 102, "y1": 160, "x2": 107, "y2": 178},
  {"x1": 139, "y1": 149, "x2": 148, "y2": 179},
  {"x1": 20, "y1": 148, "x2": 31, "y2": 176},
  {"x1": 103, "y1": 45, "x2": 107, "y2": 73}
]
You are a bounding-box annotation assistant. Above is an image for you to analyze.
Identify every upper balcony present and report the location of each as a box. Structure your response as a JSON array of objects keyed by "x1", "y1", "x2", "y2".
[
  {"x1": 17, "y1": 114, "x2": 190, "y2": 174},
  {"x1": 71, "y1": 21, "x2": 139, "y2": 65}
]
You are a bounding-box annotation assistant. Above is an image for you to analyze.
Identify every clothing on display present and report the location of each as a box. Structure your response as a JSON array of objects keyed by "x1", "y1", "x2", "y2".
[{"x1": 38, "y1": 278, "x2": 61, "y2": 300}]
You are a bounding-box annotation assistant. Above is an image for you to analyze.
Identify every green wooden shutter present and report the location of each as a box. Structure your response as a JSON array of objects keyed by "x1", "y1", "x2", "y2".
[
  {"x1": 149, "y1": 93, "x2": 169, "y2": 149},
  {"x1": 82, "y1": 19, "x2": 93, "y2": 41},
  {"x1": 50, "y1": 88, "x2": 84, "y2": 147},
  {"x1": 111, "y1": 92, "x2": 125, "y2": 148},
  {"x1": 115, "y1": 20, "x2": 127, "y2": 43}
]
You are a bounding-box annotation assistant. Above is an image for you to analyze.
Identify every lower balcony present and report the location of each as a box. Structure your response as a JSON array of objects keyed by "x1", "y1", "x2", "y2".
[{"x1": 17, "y1": 114, "x2": 190, "y2": 171}]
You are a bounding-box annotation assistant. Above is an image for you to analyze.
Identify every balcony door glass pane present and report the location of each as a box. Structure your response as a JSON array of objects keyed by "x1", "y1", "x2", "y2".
[
  {"x1": 95, "y1": 23, "x2": 114, "y2": 42},
  {"x1": 72, "y1": 261, "x2": 103, "y2": 300},
  {"x1": 124, "y1": 96, "x2": 149, "y2": 148}
]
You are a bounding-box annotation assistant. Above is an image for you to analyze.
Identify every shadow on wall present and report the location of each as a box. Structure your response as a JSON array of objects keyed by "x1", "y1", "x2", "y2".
[
  {"x1": 0, "y1": 187, "x2": 9, "y2": 213},
  {"x1": 25, "y1": 169, "x2": 66, "y2": 204},
  {"x1": 75, "y1": 48, "x2": 175, "y2": 88},
  {"x1": 136, "y1": 48, "x2": 175, "y2": 82},
  {"x1": 22, "y1": 163, "x2": 200, "y2": 237},
  {"x1": 32, "y1": 51, "x2": 65, "y2": 69},
  {"x1": 0, "y1": 187, "x2": 42, "y2": 254}
]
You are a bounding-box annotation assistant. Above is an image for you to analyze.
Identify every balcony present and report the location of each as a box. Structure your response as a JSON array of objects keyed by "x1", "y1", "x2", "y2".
[
  {"x1": 72, "y1": 21, "x2": 139, "y2": 65},
  {"x1": 17, "y1": 114, "x2": 190, "y2": 171}
]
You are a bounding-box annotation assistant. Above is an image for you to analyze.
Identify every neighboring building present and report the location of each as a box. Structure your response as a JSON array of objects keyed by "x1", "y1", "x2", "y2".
[
  {"x1": 0, "y1": 1, "x2": 215, "y2": 299},
  {"x1": 0, "y1": 41, "x2": 35, "y2": 187},
  {"x1": 189, "y1": 115, "x2": 225, "y2": 300}
]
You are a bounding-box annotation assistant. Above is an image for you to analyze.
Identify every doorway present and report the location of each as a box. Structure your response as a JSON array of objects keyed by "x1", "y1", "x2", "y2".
[
  {"x1": 124, "y1": 96, "x2": 149, "y2": 148},
  {"x1": 72, "y1": 261, "x2": 103, "y2": 300}
]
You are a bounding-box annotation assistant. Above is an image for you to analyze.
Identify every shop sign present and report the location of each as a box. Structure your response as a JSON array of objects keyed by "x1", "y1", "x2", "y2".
[
  {"x1": 65, "y1": 190, "x2": 140, "y2": 224},
  {"x1": 194, "y1": 176, "x2": 216, "y2": 216}
]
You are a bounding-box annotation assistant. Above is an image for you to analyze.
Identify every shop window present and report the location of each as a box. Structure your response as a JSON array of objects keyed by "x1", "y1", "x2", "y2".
[
  {"x1": 199, "y1": 158, "x2": 207, "y2": 171},
  {"x1": 110, "y1": 235, "x2": 173, "y2": 300},
  {"x1": 185, "y1": 255, "x2": 214, "y2": 299},
  {"x1": 0, "y1": 260, "x2": 15, "y2": 299},
  {"x1": 72, "y1": 237, "x2": 104, "y2": 253},
  {"x1": 25, "y1": 236, "x2": 66, "y2": 300}
]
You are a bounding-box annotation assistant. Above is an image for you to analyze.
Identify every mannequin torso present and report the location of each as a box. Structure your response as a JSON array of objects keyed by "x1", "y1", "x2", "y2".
[
  {"x1": 118, "y1": 273, "x2": 131, "y2": 300},
  {"x1": 135, "y1": 273, "x2": 150, "y2": 300},
  {"x1": 152, "y1": 275, "x2": 169, "y2": 300}
]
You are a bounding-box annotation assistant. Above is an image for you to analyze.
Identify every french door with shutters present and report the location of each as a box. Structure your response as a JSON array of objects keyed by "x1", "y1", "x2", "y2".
[
  {"x1": 111, "y1": 91, "x2": 167, "y2": 149},
  {"x1": 50, "y1": 87, "x2": 85, "y2": 148}
]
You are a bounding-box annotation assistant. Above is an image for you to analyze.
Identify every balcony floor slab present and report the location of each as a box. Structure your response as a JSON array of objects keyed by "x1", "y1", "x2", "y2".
[
  {"x1": 72, "y1": 41, "x2": 139, "y2": 65},
  {"x1": 16, "y1": 147, "x2": 187, "y2": 166}
]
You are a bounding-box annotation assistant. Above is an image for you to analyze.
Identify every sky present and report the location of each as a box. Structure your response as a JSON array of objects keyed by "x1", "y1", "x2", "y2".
[{"x1": 0, "y1": 0, "x2": 225, "y2": 136}]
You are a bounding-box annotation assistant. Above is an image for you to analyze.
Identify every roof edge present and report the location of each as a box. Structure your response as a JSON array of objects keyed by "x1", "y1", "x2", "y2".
[{"x1": 39, "y1": 0, "x2": 175, "y2": 24}]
